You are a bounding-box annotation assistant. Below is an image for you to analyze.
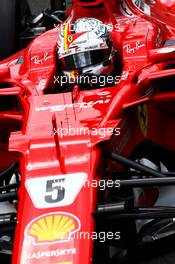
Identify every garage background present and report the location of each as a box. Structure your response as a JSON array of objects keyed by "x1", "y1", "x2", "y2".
[
  {"x1": 29, "y1": 0, "x2": 50, "y2": 14},
  {"x1": 27, "y1": 1, "x2": 175, "y2": 263}
]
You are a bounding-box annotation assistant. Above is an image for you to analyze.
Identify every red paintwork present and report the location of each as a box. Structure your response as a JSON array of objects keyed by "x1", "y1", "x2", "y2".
[
  {"x1": 0, "y1": 0, "x2": 175, "y2": 263},
  {"x1": 125, "y1": 0, "x2": 175, "y2": 30}
]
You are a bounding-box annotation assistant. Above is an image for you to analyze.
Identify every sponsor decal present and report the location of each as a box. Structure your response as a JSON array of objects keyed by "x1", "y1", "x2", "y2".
[
  {"x1": 35, "y1": 99, "x2": 111, "y2": 112},
  {"x1": 123, "y1": 41, "x2": 145, "y2": 54},
  {"x1": 27, "y1": 248, "x2": 76, "y2": 260},
  {"x1": 25, "y1": 212, "x2": 81, "y2": 245},
  {"x1": 61, "y1": 50, "x2": 72, "y2": 56},
  {"x1": 25, "y1": 173, "x2": 87, "y2": 209},
  {"x1": 138, "y1": 104, "x2": 148, "y2": 136},
  {"x1": 31, "y1": 52, "x2": 53, "y2": 65},
  {"x1": 73, "y1": 40, "x2": 87, "y2": 46},
  {"x1": 85, "y1": 45, "x2": 98, "y2": 50}
]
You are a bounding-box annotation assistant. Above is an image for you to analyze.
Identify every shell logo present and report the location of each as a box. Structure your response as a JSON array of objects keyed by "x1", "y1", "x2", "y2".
[{"x1": 26, "y1": 212, "x2": 81, "y2": 244}]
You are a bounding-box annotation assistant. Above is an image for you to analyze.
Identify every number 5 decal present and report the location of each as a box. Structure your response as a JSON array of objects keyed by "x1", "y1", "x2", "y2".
[
  {"x1": 45, "y1": 180, "x2": 65, "y2": 203},
  {"x1": 25, "y1": 173, "x2": 88, "y2": 209}
]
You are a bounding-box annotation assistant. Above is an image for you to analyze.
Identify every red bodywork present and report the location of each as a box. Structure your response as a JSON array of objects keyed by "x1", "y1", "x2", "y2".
[{"x1": 1, "y1": 0, "x2": 175, "y2": 263}]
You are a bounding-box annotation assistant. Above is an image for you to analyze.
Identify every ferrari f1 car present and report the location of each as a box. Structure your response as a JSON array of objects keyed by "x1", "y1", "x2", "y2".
[{"x1": 1, "y1": 0, "x2": 175, "y2": 263}]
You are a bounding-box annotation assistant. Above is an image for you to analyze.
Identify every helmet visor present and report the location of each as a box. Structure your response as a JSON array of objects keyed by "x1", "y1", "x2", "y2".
[{"x1": 59, "y1": 49, "x2": 111, "y2": 71}]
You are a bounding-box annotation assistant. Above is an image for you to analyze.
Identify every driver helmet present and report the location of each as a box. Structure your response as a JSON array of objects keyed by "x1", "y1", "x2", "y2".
[{"x1": 57, "y1": 17, "x2": 114, "y2": 82}]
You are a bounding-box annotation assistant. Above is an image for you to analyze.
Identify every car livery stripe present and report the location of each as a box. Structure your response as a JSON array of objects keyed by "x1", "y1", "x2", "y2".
[{"x1": 64, "y1": 23, "x2": 69, "y2": 51}]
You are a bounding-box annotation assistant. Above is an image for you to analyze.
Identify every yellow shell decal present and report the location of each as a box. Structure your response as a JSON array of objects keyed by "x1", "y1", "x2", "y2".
[
  {"x1": 26, "y1": 212, "x2": 80, "y2": 244},
  {"x1": 138, "y1": 104, "x2": 148, "y2": 136}
]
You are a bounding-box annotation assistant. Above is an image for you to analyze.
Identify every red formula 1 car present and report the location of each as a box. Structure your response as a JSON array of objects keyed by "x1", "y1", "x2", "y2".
[{"x1": 1, "y1": 0, "x2": 175, "y2": 263}]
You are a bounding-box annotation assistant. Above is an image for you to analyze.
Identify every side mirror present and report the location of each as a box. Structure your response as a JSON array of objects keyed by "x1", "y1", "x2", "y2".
[{"x1": 149, "y1": 46, "x2": 175, "y2": 63}]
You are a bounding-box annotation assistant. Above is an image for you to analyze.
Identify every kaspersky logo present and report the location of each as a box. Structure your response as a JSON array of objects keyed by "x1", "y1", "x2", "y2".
[{"x1": 25, "y1": 212, "x2": 81, "y2": 245}]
